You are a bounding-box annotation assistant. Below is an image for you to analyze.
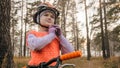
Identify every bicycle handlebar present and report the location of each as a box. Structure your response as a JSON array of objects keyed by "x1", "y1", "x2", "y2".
[
  {"x1": 60, "y1": 51, "x2": 82, "y2": 61},
  {"x1": 43, "y1": 51, "x2": 82, "y2": 67}
]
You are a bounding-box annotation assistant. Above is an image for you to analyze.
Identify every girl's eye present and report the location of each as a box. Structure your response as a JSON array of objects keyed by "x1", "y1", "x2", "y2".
[
  {"x1": 44, "y1": 14, "x2": 48, "y2": 16},
  {"x1": 44, "y1": 14, "x2": 55, "y2": 19},
  {"x1": 51, "y1": 15, "x2": 55, "y2": 19}
]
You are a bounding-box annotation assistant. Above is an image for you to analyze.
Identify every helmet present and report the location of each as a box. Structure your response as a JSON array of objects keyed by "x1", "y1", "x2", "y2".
[{"x1": 33, "y1": 2, "x2": 59, "y2": 27}]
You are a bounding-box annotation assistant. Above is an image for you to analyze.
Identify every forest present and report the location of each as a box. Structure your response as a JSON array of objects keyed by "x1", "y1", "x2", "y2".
[{"x1": 0, "y1": 0, "x2": 120, "y2": 68}]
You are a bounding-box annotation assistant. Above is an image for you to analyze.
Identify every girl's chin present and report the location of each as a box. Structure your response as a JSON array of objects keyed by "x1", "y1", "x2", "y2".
[{"x1": 48, "y1": 24, "x2": 54, "y2": 26}]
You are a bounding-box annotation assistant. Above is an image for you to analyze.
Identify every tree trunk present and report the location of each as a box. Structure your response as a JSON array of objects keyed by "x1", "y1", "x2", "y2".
[
  {"x1": 103, "y1": 0, "x2": 110, "y2": 58},
  {"x1": 23, "y1": 0, "x2": 28, "y2": 57},
  {"x1": 0, "y1": 0, "x2": 14, "y2": 68},
  {"x1": 76, "y1": 22, "x2": 79, "y2": 50},
  {"x1": 11, "y1": 19, "x2": 15, "y2": 57},
  {"x1": 99, "y1": 0, "x2": 107, "y2": 59},
  {"x1": 61, "y1": 0, "x2": 66, "y2": 37},
  {"x1": 84, "y1": 0, "x2": 91, "y2": 60},
  {"x1": 20, "y1": 0, "x2": 24, "y2": 57},
  {"x1": 72, "y1": 14, "x2": 76, "y2": 50}
]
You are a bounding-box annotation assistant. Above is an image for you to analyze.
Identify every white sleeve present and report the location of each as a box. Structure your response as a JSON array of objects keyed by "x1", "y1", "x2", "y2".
[
  {"x1": 27, "y1": 33, "x2": 55, "y2": 50},
  {"x1": 59, "y1": 35, "x2": 74, "y2": 54}
]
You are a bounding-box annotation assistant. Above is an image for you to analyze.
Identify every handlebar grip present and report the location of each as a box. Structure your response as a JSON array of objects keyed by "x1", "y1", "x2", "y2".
[{"x1": 60, "y1": 51, "x2": 82, "y2": 61}]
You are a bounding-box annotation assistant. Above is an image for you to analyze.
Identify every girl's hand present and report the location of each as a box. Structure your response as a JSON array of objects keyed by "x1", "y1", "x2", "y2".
[
  {"x1": 56, "y1": 27, "x2": 62, "y2": 36},
  {"x1": 48, "y1": 26, "x2": 56, "y2": 34},
  {"x1": 50, "y1": 25, "x2": 62, "y2": 36}
]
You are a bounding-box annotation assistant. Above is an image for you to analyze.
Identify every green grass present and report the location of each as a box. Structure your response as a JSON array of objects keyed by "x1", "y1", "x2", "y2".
[{"x1": 14, "y1": 57, "x2": 120, "y2": 68}]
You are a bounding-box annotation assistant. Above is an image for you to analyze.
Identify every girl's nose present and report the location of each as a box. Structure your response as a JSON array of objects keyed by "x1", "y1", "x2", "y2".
[{"x1": 47, "y1": 15, "x2": 52, "y2": 20}]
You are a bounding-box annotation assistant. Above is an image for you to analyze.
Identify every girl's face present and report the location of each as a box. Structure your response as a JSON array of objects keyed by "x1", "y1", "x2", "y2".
[{"x1": 40, "y1": 11, "x2": 55, "y2": 27}]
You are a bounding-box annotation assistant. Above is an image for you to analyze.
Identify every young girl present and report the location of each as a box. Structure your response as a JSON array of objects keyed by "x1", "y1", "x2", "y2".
[{"x1": 26, "y1": 2, "x2": 74, "y2": 68}]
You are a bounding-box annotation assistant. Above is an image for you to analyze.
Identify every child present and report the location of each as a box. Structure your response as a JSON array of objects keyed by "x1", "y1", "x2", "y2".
[{"x1": 26, "y1": 2, "x2": 74, "y2": 68}]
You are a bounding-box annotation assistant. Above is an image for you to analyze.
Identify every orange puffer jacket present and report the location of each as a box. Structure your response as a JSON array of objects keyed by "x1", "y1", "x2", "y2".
[{"x1": 26, "y1": 30, "x2": 60, "y2": 66}]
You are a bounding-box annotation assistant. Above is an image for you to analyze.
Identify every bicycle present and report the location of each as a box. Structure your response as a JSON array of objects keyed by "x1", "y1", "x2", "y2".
[{"x1": 22, "y1": 51, "x2": 82, "y2": 68}]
